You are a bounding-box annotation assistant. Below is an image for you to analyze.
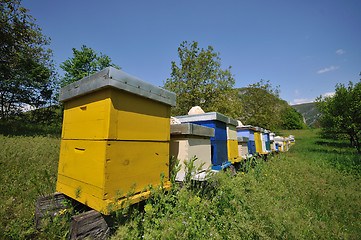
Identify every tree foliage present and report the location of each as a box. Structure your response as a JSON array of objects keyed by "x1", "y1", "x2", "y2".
[
  {"x1": 238, "y1": 80, "x2": 286, "y2": 129},
  {"x1": 0, "y1": 0, "x2": 57, "y2": 120},
  {"x1": 60, "y1": 45, "x2": 120, "y2": 87},
  {"x1": 280, "y1": 106, "x2": 304, "y2": 130},
  {"x1": 316, "y1": 79, "x2": 361, "y2": 153},
  {"x1": 163, "y1": 41, "x2": 241, "y2": 118}
]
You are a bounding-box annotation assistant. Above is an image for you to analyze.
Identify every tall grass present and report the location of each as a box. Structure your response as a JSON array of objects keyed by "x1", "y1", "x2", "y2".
[
  {"x1": 0, "y1": 128, "x2": 360, "y2": 239},
  {"x1": 0, "y1": 135, "x2": 61, "y2": 239},
  {"x1": 112, "y1": 129, "x2": 361, "y2": 239}
]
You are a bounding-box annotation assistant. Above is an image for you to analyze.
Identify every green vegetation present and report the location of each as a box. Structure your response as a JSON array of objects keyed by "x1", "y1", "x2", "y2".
[
  {"x1": 316, "y1": 79, "x2": 361, "y2": 153},
  {"x1": 0, "y1": 0, "x2": 58, "y2": 120},
  {"x1": 237, "y1": 80, "x2": 282, "y2": 129},
  {"x1": 1, "y1": 127, "x2": 360, "y2": 239},
  {"x1": 112, "y1": 129, "x2": 361, "y2": 239},
  {"x1": 163, "y1": 42, "x2": 303, "y2": 130},
  {"x1": 60, "y1": 45, "x2": 121, "y2": 87},
  {"x1": 0, "y1": 135, "x2": 61, "y2": 239},
  {"x1": 280, "y1": 106, "x2": 305, "y2": 130},
  {"x1": 237, "y1": 80, "x2": 304, "y2": 130},
  {"x1": 163, "y1": 41, "x2": 241, "y2": 118},
  {"x1": 0, "y1": 105, "x2": 62, "y2": 137}
]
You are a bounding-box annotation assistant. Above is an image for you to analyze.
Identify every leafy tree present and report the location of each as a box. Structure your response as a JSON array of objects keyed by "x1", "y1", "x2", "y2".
[
  {"x1": 60, "y1": 45, "x2": 120, "y2": 87},
  {"x1": 164, "y1": 41, "x2": 241, "y2": 118},
  {"x1": 281, "y1": 106, "x2": 305, "y2": 130},
  {"x1": 238, "y1": 80, "x2": 284, "y2": 129},
  {"x1": 0, "y1": 0, "x2": 57, "y2": 120},
  {"x1": 315, "y1": 79, "x2": 361, "y2": 153}
]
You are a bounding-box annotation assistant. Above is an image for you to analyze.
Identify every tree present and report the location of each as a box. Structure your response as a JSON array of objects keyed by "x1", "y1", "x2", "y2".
[
  {"x1": 238, "y1": 80, "x2": 285, "y2": 129},
  {"x1": 280, "y1": 106, "x2": 305, "y2": 130},
  {"x1": 0, "y1": 0, "x2": 57, "y2": 120},
  {"x1": 60, "y1": 45, "x2": 120, "y2": 87},
  {"x1": 315, "y1": 79, "x2": 361, "y2": 153},
  {"x1": 164, "y1": 41, "x2": 241, "y2": 118}
]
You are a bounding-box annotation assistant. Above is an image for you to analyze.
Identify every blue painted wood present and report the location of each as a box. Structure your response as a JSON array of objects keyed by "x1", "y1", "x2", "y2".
[
  {"x1": 210, "y1": 139, "x2": 228, "y2": 166},
  {"x1": 189, "y1": 120, "x2": 227, "y2": 141},
  {"x1": 275, "y1": 143, "x2": 280, "y2": 152},
  {"x1": 211, "y1": 161, "x2": 232, "y2": 171},
  {"x1": 237, "y1": 128, "x2": 256, "y2": 154},
  {"x1": 247, "y1": 141, "x2": 256, "y2": 154},
  {"x1": 181, "y1": 120, "x2": 228, "y2": 167}
]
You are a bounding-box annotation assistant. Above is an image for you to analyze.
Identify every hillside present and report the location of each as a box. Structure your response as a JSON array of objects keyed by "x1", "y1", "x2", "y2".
[{"x1": 292, "y1": 102, "x2": 321, "y2": 126}]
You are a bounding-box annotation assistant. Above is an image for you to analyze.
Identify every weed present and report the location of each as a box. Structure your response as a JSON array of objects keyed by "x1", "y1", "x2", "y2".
[{"x1": 1, "y1": 129, "x2": 361, "y2": 239}]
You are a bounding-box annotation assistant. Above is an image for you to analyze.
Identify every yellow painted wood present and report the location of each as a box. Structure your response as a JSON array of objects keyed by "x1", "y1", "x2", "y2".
[
  {"x1": 254, "y1": 132, "x2": 263, "y2": 154},
  {"x1": 57, "y1": 140, "x2": 170, "y2": 213},
  {"x1": 284, "y1": 141, "x2": 288, "y2": 151},
  {"x1": 270, "y1": 142, "x2": 275, "y2": 151},
  {"x1": 110, "y1": 89, "x2": 170, "y2": 141},
  {"x1": 57, "y1": 179, "x2": 171, "y2": 215},
  {"x1": 61, "y1": 89, "x2": 111, "y2": 140},
  {"x1": 58, "y1": 84, "x2": 173, "y2": 214},
  {"x1": 227, "y1": 140, "x2": 239, "y2": 162},
  {"x1": 104, "y1": 140, "x2": 169, "y2": 200},
  {"x1": 62, "y1": 88, "x2": 170, "y2": 141}
]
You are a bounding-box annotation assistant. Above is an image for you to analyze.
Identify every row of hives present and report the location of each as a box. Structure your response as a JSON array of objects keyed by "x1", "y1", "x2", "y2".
[
  {"x1": 170, "y1": 112, "x2": 295, "y2": 181},
  {"x1": 55, "y1": 67, "x2": 295, "y2": 214}
]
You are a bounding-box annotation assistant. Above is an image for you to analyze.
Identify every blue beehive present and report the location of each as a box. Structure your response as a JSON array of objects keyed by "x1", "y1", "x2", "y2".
[
  {"x1": 236, "y1": 125, "x2": 256, "y2": 155},
  {"x1": 275, "y1": 142, "x2": 280, "y2": 152},
  {"x1": 175, "y1": 112, "x2": 231, "y2": 171}
]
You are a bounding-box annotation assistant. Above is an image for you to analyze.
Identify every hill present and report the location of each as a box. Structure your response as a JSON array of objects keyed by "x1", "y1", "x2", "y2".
[{"x1": 292, "y1": 102, "x2": 321, "y2": 126}]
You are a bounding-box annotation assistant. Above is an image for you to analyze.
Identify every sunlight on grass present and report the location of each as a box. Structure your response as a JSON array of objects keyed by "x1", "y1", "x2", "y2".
[{"x1": 0, "y1": 129, "x2": 360, "y2": 239}]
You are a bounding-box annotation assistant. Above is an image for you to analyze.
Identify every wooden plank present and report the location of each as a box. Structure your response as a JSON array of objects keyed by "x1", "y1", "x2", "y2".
[
  {"x1": 35, "y1": 192, "x2": 70, "y2": 229},
  {"x1": 69, "y1": 210, "x2": 111, "y2": 240}
]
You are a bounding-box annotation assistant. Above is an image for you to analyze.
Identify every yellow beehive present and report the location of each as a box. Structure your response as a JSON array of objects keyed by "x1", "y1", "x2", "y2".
[
  {"x1": 226, "y1": 118, "x2": 240, "y2": 163},
  {"x1": 56, "y1": 67, "x2": 176, "y2": 214}
]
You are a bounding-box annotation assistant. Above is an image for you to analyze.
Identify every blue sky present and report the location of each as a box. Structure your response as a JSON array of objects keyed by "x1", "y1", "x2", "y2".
[{"x1": 23, "y1": 0, "x2": 361, "y2": 105}]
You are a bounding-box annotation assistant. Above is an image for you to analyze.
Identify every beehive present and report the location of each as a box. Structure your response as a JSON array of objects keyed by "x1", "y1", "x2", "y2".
[
  {"x1": 254, "y1": 127, "x2": 264, "y2": 155},
  {"x1": 289, "y1": 135, "x2": 295, "y2": 145},
  {"x1": 56, "y1": 67, "x2": 176, "y2": 214},
  {"x1": 260, "y1": 129, "x2": 268, "y2": 154},
  {"x1": 284, "y1": 138, "x2": 290, "y2": 151},
  {"x1": 237, "y1": 137, "x2": 250, "y2": 159},
  {"x1": 226, "y1": 117, "x2": 240, "y2": 163},
  {"x1": 169, "y1": 123, "x2": 214, "y2": 181},
  {"x1": 274, "y1": 136, "x2": 285, "y2": 152},
  {"x1": 264, "y1": 130, "x2": 271, "y2": 152},
  {"x1": 236, "y1": 125, "x2": 256, "y2": 155},
  {"x1": 269, "y1": 132, "x2": 276, "y2": 152},
  {"x1": 176, "y1": 112, "x2": 232, "y2": 171}
]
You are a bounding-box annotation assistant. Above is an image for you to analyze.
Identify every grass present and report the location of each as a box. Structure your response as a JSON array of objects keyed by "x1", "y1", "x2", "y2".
[
  {"x1": 0, "y1": 135, "x2": 61, "y2": 239},
  {"x1": 0, "y1": 127, "x2": 360, "y2": 239},
  {"x1": 112, "y1": 129, "x2": 361, "y2": 239}
]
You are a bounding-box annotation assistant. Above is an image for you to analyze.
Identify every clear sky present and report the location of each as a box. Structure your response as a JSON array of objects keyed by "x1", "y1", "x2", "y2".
[{"x1": 23, "y1": 0, "x2": 361, "y2": 105}]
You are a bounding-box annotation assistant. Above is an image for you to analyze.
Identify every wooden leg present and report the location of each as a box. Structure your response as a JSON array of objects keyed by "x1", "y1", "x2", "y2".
[
  {"x1": 35, "y1": 192, "x2": 70, "y2": 229},
  {"x1": 69, "y1": 210, "x2": 111, "y2": 240}
]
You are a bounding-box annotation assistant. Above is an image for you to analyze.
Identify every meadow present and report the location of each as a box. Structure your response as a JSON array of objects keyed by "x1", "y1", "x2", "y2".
[{"x1": 0, "y1": 127, "x2": 360, "y2": 239}]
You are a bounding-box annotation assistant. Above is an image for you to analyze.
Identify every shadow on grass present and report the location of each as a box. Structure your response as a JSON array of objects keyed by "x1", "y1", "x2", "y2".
[
  {"x1": 0, "y1": 105, "x2": 63, "y2": 138},
  {"x1": 309, "y1": 147, "x2": 361, "y2": 176},
  {"x1": 315, "y1": 140, "x2": 352, "y2": 149},
  {"x1": 0, "y1": 120, "x2": 62, "y2": 138}
]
